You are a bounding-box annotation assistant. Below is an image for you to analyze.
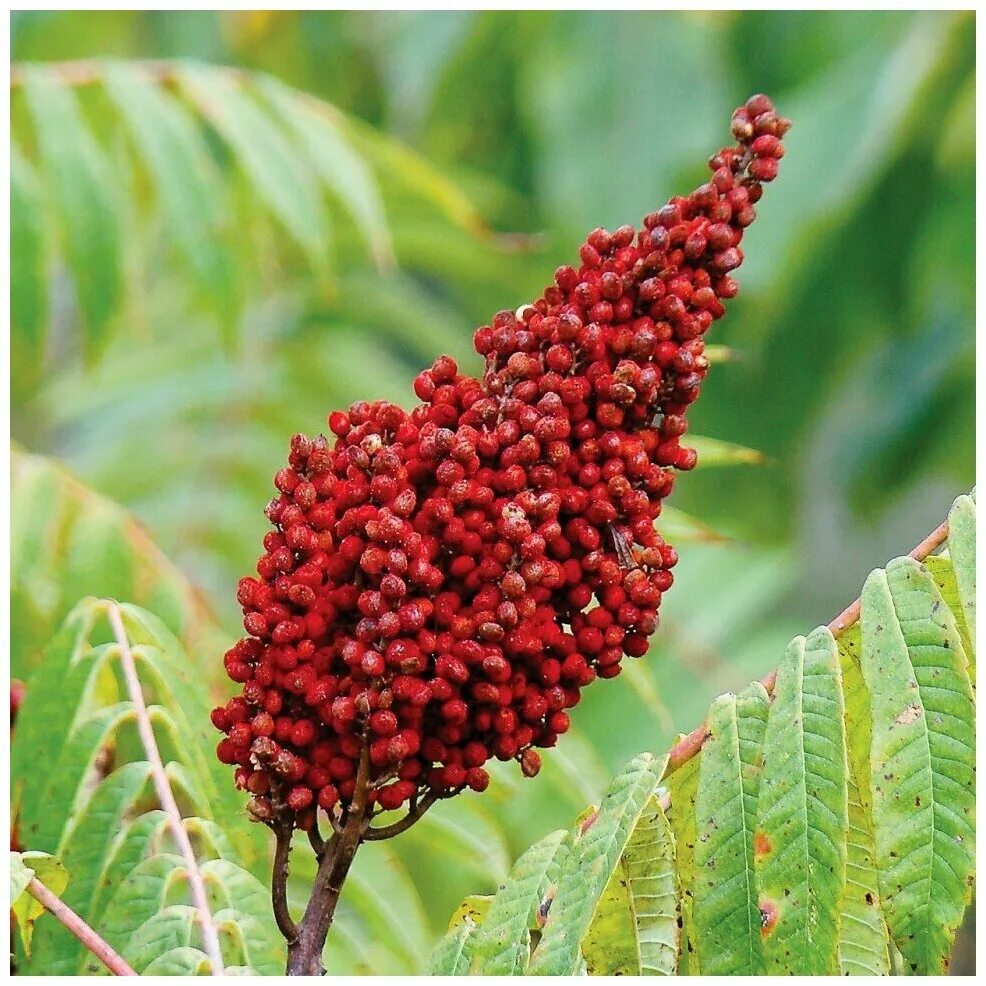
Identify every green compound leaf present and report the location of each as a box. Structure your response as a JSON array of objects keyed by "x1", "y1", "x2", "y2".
[
  {"x1": 27, "y1": 761, "x2": 153, "y2": 974},
  {"x1": 692, "y1": 681, "x2": 769, "y2": 975},
  {"x1": 582, "y1": 794, "x2": 679, "y2": 975},
  {"x1": 528, "y1": 752, "x2": 662, "y2": 975},
  {"x1": 177, "y1": 64, "x2": 330, "y2": 279},
  {"x1": 861, "y1": 557, "x2": 975, "y2": 974},
  {"x1": 256, "y1": 76, "x2": 394, "y2": 269},
  {"x1": 20, "y1": 66, "x2": 122, "y2": 362},
  {"x1": 101, "y1": 62, "x2": 238, "y2": 341},
  {"x1": 470, "y1": 829, "x2": 568, "y2": 974},
  {"x1": 754, "y1": 627, "x2": 848, "y2": 975}
]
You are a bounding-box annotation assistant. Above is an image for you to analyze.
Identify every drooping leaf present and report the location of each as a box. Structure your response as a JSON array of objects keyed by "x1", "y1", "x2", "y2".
[
  {"x1": 177, "y1": 64, "x2": 330, "y2": 278},
  {"x1": 255, "y1": 76, "x2": 394, "y2": 268},
  {"x1": 20, "y1": 66, "x2": 122, "y2": 360},
  {"x1": 101, "y1": 62, "x2": 239, "y2": 341}
]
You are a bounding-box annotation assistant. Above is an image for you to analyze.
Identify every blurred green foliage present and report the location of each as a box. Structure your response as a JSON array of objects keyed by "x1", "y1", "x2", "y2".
[{"x1": 10, "y1": 9, "x2": 974, "y2": 973}]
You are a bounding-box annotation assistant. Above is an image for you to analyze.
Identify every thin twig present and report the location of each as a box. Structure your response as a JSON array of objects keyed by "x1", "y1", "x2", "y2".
[
  {"x1": 107, "y1": 602, "x2": 225, "y2": 975},
  {"x1": 272, "y1": 822, "x2": 299, "y2": 942},
  {"x1": 661, "y1": 513, "x2": 950, "y2": 781},
  {"x1": 26, "y1": 876, "x2": 137, "y2": 976},
  {"x1": 363, "y1": 792, "x2": 438, "y2": 841}
]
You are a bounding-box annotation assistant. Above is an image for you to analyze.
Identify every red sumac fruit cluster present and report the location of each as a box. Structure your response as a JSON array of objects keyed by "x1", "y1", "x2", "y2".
[{"x1": 213, "y1": 95, "x2": 789, "y2": 827}]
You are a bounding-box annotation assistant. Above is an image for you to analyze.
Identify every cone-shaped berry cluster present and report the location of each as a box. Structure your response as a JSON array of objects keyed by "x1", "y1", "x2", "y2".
[{"x1": 213, "y1": 95, "x2": 789, "y2": 827}]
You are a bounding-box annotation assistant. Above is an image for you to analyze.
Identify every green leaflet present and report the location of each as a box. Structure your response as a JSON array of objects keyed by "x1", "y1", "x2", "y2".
[
  {"x1": 861, "y1": 558, "x2": 975, "y2": 974},
  {"x1": 582, "y1": 794, "x2": 679, "y2": 975},
  {"x1": 20, "y1": 66, "x2": 122, "y2": 361},
  {"x1": 924, "y1": 556, "x2": 975, "y2": 678},
  {"x1": 256, "y1": 76, "x2": 394, "y2": 268},
  {"x1": 122, "y1": 904, "x2": 199, "y2": 972},
  {"x1": 754, "y1": 628, "x2": 848, "y2": 975},
  {"x1": 946, "y1": 493, "x2": 976, "y2": 669},
  {"x1": 692, "y1": 682, "x2": 769, "y2": 975},
  {"x1": 838, "y1": 758, "x2": 891, "y2": 974},
  {"x1": 426, "y1": 916, "x2": 482, "y2": 975},
  {"x1": 101, "y1": 62, "x2": 238, "y2": 341},
  {"x1": 10, "y1": 143, "x2": 47, "y2": 397},
  {"x1": 28, "y1": 762, "x2": 153, "y2": 975},
  {"x1": 141, "y1": 947, "x2": 215, "y2": 976},
  {"x1": 201, "y1": 857, "x2": 286, "y2": 974},
  {"x1": 688, "y1": 435, "x2": 764, "y2": 467},
  {"x1": 528, "y1": 753, "x2": 662, "y2": 975},
  {"x1": 177, "y1": 64, "x2": 330, "y2": 279},
  {"x1": 836, "y1": 632, "x2": 891, "y2": 975},
  {"x1": 470, "y1": 829, "x2": 568, "y2": 974},
  {"x1": 665, "y1": 750, "x2": 700, "y2": 974}
]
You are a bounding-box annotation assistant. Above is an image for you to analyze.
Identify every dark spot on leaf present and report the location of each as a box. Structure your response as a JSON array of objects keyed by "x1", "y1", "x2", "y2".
[
  {"x1": 865, "y1": 892, "x2": 874, "y2": 905},
  {"x1": 758, "y1": 899, "x2": 779, "y2": 936}
]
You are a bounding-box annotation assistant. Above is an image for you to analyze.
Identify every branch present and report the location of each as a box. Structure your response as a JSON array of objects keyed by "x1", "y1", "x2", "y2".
[
  {"x1": 307, "y1": 818, "x2": 329, "y2": 858},
  {"x1": 26, "y1": 876, "x2": 137, "y2": 976},
  {"x1": 363, "y1": 792, "x2": 438, "y2": 841},
  {"x1": 285, "y1": 743, "x2": 373, "y2": 975},
  {"x1": 272, "y1": 822, "x2": 299, "y2": 942},
  {"x1": 107, "y1": 602, "x2": 226, "y2": 975},
  {"x1": 661, "y1": 512, "x2": 950, "y2": 781}
]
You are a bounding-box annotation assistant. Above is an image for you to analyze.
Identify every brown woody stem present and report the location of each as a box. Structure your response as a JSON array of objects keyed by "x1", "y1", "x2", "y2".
[
  {"x1": 661, "y1": 512, "x2": 950, "y2": 781},
  {"x1": 281, "y1": 740, "x2": 434, "y2": 974}
]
